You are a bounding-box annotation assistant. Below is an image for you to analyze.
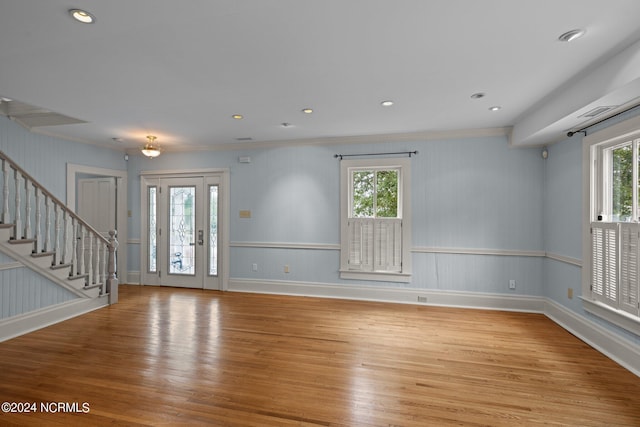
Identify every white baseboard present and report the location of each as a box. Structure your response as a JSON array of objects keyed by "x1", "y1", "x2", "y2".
[
  {"x1": 229, "y1": 278, "x2": 640, "y2": 377},
  {"x1": 0, "y1": 297, "x2": 109, "y2": 343},
  {"x1": 544, "y1": 298, "x2": 640, "y2": 377},
  {"x1": 126, "y1": 271, "x2": 141, "y2": 284},
  {"x1": 228, "y1": 278, "x2": 545, "y2": 312}
]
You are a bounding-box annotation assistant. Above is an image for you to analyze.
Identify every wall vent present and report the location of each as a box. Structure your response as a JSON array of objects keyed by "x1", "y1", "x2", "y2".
[{"x1": 578, "y1": 105, "x2": 618, "y2": 119}]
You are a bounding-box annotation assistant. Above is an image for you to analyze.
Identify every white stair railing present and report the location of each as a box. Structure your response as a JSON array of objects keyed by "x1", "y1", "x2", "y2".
[{"x1": 0, "y1": 151, "x2": 118, "y2": 299}]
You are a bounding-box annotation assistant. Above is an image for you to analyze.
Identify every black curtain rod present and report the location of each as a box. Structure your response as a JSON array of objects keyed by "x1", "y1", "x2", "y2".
[
  {"x1": 334, "y1": 150, "x2": 418, "y2": 160},
  {"x1": 568, "y1": 103, "x2": 640, "y2": 137}
]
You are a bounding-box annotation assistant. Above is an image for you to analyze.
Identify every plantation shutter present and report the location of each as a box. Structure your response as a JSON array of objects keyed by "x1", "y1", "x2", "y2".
[
  {"x1": 374, "y1": 219, "x2": 402, "y2": 272},
  {"x1": 620, "y1": 223, "x2": 640, "y2": 315},
  {"x1": 347, "y1": 219, "x2": 374, "y2": 271},
  {"x1": 348, "y1": 218, "x2": 401, "y2": 273},
  {"x1": 591, "y1": 223, "x2": 618, "y2": 308}
]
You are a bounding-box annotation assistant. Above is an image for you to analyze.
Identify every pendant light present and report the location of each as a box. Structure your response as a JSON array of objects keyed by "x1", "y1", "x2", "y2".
[{"x1": 141, "y1": 135, "x2": 161, "y2": 158}]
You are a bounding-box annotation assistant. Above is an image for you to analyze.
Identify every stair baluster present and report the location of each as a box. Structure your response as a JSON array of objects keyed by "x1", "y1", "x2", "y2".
[
  {"x1": 61, "y1": 210, "x2": 69, "y2": 265},
  {"x1": 78, "y1": 223, "x2": 85, "y2": 276},
  {"x1": 44, "y1": 195, "x2": 51, "y2": 252},
  {"x1": 54, "y1": 204, "x2": 61, "y2": 264},
  {"x1": 93, "y1": 234, "x2": 99, "y2": 286},
  {"x1": 24, "y1": 177, "x2": 32, "y2": 241},
  {"x1": 1, "y1": 159, "x2": 9, "y2": 224},
  {"x1": 35, "y1": 187, "x2": 42, "y2": 253},
  {"x1": 14, "y1": 170, "x2": 22, "y2": 240},
  {"x1": 0, "y1": 150, "x2": 117, "y2": 302},
  {"x1": 101, "y1": 242, "x2": 108, "y2": 295},
  {"x1": 87, "y1": 232, "x2": 93, "y2": 285}
]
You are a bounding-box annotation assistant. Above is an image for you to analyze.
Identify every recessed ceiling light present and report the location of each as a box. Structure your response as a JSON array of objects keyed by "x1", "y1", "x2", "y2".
[
  {"x1": 69, "y1": 9, "x2": 96, "y2": 24},
  {"x1": 470, "y1": 92, "x2": 485, "y2": 99},
  {"x1": 380, "y1": 100, "x2": 394, "y2": 107},
  {"x1": 232, "y1": 114, "x2": 243, "y2": 120},
  {"x1": 558, "y1": 29, "x2": 586, "y2": 42},
  {"x1": 301, "y1": 108, "x2": 313, "y2": 114},
  {"x1": 281, "y1": 122, "x2": 293, "y2": 128},
  {"x1": 489, "y1": 106, "x2": 502, "y2": 111}
]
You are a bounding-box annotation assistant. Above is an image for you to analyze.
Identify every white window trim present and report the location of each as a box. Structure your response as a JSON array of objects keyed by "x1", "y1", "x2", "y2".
[
  {"x1": 583, "y1": 114, "x2": 640, "y2": 336},
  {"x1": 339, "y1": 157, "x2": 412, "y2": 282}
]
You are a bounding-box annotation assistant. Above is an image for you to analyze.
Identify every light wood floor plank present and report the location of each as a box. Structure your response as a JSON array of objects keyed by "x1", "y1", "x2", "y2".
[{"x1": 0, "y1": 285, "x2": 639, "y2": 426}]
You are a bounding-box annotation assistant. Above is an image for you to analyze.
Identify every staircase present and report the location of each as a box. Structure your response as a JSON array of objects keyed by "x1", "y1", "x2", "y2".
[{"x1": 0, "y1": 150, "x2": 118, "y2": 304}]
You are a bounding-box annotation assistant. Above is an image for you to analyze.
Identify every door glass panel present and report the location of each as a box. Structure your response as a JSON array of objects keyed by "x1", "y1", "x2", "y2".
[
  {"x1": 148, "y1": 186, "x2": 157, "y2": 272},
  {"x1": 209, "y1": 185, "x2": 218, "y2": 276},
  {"x1": 169, "y1": 186, "x2": 196, "y2": 275}
]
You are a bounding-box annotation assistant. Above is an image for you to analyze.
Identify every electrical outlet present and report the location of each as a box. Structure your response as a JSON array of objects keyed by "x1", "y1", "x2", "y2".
[
  {"x1": 252, "y1": 263, "x2": 258, "y2": 272},
  {"x1": 284, "y1": 265, "x2": 290, "y2": 273},
  {"x1": 568, "y1": 288, "x2": 573, "y2": 299},
  {"x1": 417, "y1": 296, "x2": 428, "y2": 303},
  {"x1": 509, "y1": 279, "x2": 516, "y2": 290}
]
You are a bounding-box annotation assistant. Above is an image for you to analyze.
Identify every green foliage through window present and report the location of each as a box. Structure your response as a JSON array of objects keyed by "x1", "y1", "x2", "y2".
[
  {"x1": 612, "y1": 145, "x2": 632, "y2": 221},
  {"x1": 351, "y1": 169, "x2": 398, "y2": 218}
]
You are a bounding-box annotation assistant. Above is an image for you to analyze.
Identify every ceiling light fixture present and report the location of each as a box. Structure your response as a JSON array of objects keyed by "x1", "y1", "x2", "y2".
[
  {"x1": 141, "y1": 135, "x2": 161, "y2": 158},
  {"x1": 489, "y1": 106, "x2": 501, "y2": 111},
  {"x1": 470, "y1": 92, "x2": 485, "y2": 99},
  {"x1": 558, "y1": 29, "x2": 586, "y2": 42},
  {"x1": 301, "y1": 108, "x2": 313, "y2": 114},
  {"x1": 380, "y1": 100, "x2": 394, "y2": 107},
  {"x1": 69, "y1": 9, "x2": 96, "y2": 24},
  {"x1": 232, "y1": 114, "x2": 243, "y2": 120}
]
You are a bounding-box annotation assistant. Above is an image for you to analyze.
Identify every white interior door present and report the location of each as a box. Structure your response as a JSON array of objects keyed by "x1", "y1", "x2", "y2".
[
  {"x1": 78, "y1": 177, "x2": 116, "y2": 237},
  {"x1": 144, "y1": 175, "x2": 221, "y2": 289}
]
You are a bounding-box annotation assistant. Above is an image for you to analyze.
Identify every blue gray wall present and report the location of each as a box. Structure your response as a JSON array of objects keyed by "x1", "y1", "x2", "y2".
[
  {"x1": 2, "y1": 111, "x2": 639, "y2": 352},
  {"x1": 543, "y1": 108, "x2": 640, "y2": 347},
  {"x1": 128, "y1": 134, "x2": 545, "y2": 294}
]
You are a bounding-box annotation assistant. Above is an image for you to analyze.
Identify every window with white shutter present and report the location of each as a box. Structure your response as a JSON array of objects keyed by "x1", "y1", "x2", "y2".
[
  {"x1": 340, "y1": 157, "x2": 411, "y2": 282},
  {"x1": 584, "y1": 117, "x2": 640, "y2": 334},
  {"x1": 620, "y1": 223, "x2": 640, "y2": 316}
]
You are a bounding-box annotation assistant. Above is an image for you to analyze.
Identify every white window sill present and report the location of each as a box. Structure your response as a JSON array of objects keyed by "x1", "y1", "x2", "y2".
[
  {"x1": 581, "y1": 297, "x2": 640, "y2": 336},
  {"x1": 340, "y1": 270, "x2": 412, "y2": 283}
]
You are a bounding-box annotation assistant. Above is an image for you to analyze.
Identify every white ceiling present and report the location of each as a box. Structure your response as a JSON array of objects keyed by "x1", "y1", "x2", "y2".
[{"x1": 1, "y1": 0, "x2": 640, "y2": 152}]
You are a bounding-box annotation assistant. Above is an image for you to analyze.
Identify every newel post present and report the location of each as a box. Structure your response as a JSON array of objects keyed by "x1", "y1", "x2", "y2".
[{"x1": 107, "y1": 230, "x2": 119, "y2": 304}]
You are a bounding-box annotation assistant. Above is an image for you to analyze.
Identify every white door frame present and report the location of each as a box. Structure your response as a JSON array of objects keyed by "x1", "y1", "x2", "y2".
[
  {"x1": 140, "y1": 168, "x2": 230, "y2": 291},
  {"x1": 66, "y1": 163, "x2": 128, "y2": 284}
]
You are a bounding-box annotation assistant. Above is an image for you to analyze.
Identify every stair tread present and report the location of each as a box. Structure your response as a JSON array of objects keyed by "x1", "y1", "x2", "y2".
[
  {"x1": 50, "y1": 263, "x2": 72, "y2": 270},
  {"x1": 0, "y1": 223, "x2": 14, "y2": 229},
  {"x1": 31, "y1": 251, "x2": 55, "y2": 258},
  {"x1": 83, "y1": 283, "x2": 103, "y2": 290},
  {"x1": 69, "y1": 273, "x2": 89, "y2": 281},
  {"x1": 8, "y1": 238, "x2": 35, "y2": 244}
]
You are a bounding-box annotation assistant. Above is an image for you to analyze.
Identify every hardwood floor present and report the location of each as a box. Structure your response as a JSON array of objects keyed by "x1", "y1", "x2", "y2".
[{"x1": 0, "y1": 285, "x2": 639, "y2": 426}]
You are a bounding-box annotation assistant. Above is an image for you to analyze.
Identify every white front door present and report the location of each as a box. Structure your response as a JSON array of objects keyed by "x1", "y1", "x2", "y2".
[{"x1": 143, "y1": 175, "x2": 221, "y2": 289}]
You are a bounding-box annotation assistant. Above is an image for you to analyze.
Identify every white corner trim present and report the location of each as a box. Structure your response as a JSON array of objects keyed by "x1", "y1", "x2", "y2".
[
  {"x1": 0, "y1": 297, "x2": 108, "y2": 342},
  {"x1": 545, "y1": 298, "x2": 640, "y2": 377}
]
